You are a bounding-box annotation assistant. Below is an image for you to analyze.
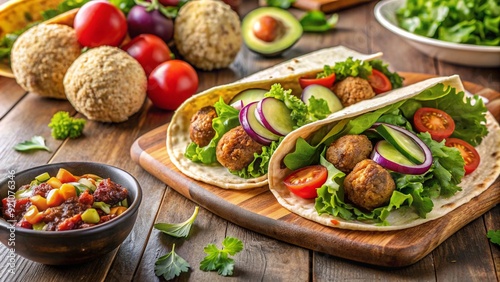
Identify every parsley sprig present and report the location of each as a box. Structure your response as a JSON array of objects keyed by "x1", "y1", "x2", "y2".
[
  {"x1": 154, "y1": 206, "x2": 199, "y2": 238},
  {"x1": 487, "y1": 230, "x2": 500, "y2": 246},
  {"x1": 200, "y1": 237, "x2": 244, "y2": 276},
  {"x1": 154, "y1": 244, "x2": 190, "y2": 280}
]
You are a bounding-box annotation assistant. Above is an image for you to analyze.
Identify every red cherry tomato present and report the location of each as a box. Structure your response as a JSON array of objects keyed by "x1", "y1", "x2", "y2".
[
  {"x1": 445, "y1": 138, "x2": 480, "y2": 175},
  {"x1": 413, "y1": 107, "x2": 455, "y2": 141},
  {"x1": 283, "y1": 165, "x2": 328, "y2": 199},
  {"x1": 147, "y1": 60, "x2": 199, "y2": 110},
  {"x1": 74, "y1": 1, "x2": 127, "y2": 47},
  {"x1": 122, "y1": 34, "x2": 173, "y2": 76},
  {"x1": 299, "y1": 73, "x2": 336, "y2": 89},
  {"x1": 367, "y1": 69, "x2": 392, "y2": 94}
]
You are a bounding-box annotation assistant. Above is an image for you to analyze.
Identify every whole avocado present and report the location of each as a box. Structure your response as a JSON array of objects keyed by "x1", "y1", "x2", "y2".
[{"x1": 242, "y1": 7, "x2": 303, "y2": 57}]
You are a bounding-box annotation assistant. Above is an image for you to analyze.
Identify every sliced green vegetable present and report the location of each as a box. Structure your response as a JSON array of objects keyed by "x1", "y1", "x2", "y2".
[
  {"x1": 92, "y1": 202, "x2": 111, "y2": 214},
  {"x1": 35, "y1": 172, "x2": 50, "y2": 182},
  {"x1": 375, "y1": 124, "x2": 425, "y2": 164},
  {"x1": 81, "y1": 208, "x2": 100, "y2": 224},
  {"x1": 154, "y1": 206, "x2": 199, "y2": 238}
]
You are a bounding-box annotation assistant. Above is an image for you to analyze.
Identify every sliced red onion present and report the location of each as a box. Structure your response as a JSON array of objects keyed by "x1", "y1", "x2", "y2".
[
  {"x1": 370, "y1": 123, "x2": 433, "y2": 175},
  {"x1": 239, "y1": 102, "x2": 276, "y2": 145}
]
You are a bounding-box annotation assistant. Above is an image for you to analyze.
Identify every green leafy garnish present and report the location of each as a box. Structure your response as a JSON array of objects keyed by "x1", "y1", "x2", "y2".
[
  {"x1": 154, "y1": 244, "x2": 190, "y2": 280},
  {"x1": 317, "y1": 58, "x2": 404, "y2": 89},
  {"x1": 200, "y1": 237, "x2": 244, "y2": 276},
  {"x1": 48, "y1": 111, "x2": 86, "y2": 140},
  {"x1": 266, "y1": 0, "x2": 296, "y2": 9},
  {"x1": 396, "y1": 0, "x2": 500, "y2": 46},
  {"x1": 154, "y1": 206, "x2": 199, "y2": 238},
  {"x1": 14, "y1": 136, "x2": 50, "y2": 152},
  {"x1": 487, "y1": 230, "x2": 500, "y2": 245},
  {"x1": 300, "y1": 11, "x2": 339, "y2": 32}
]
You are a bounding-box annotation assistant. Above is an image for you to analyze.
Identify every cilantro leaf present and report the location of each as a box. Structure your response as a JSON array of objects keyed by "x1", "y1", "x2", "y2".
[
  {"x1": 154, "y1": 206, "x2": 199, "y2": 238},
  {"x1": 14, "y1": 136, "x2": 50, "y2": 152},
  {"x1": 154, "y1": 244, "x2": 190, "y2": 280},
  {"x1": 266, "y1": 0, "x2": 296, "y2": 9},
  {"x1": 487, "y1": 230, "x2": 500, "y2": 246},
  {"x1": 300, "y1": 11, "x2": 339, "y2": 32},
  {"x1": 200, "y1": 237, "x2": 244, "y2": 276}
]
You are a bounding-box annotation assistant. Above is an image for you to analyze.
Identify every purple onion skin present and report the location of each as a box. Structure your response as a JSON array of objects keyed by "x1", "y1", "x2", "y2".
[{"x1": 127, "y1": 6, "x2": 174, "y2": 43}]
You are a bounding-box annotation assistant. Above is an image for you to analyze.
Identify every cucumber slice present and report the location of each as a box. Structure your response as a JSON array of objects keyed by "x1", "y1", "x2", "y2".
[
  {"x1": 375, "y1": 124, "x2": 425, "y2": 164},
  {"x1": 229, "y1": 88, "x2": 267, "y2": 106},
  {"x1": 256, "y1": 97, "x2": 294, "y2": 136},
  {"x1": 35, "y1": 172, "x2": 50, "y2": 182},
  {"x1": 376, "y1": 140, "x2": 415, "y2": 166},
  {"x1": 301, "y1": 84, "x2": 343, "y2": 114}
]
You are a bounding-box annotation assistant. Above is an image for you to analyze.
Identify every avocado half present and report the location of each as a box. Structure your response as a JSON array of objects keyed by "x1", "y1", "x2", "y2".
[{"x1": 242, "y1": 7, "x2": 303, "y2": 57}]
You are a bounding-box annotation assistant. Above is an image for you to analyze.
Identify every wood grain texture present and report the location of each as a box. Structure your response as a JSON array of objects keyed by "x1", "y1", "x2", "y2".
[
  {"x1": 130, "y1": 73, "x2": 500, "y2": 267},
  {"x1": 293, "y1": 0, "x2": 372, "y2": 12}
]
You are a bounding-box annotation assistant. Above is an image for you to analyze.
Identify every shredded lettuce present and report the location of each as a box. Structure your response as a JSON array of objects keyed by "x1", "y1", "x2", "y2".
[
  {"x1": 317, "y1": 58, "x2": 404, "y2": 89},
  {"x1": 396, "y1": 0, "x2": 500, "y2": 46}
]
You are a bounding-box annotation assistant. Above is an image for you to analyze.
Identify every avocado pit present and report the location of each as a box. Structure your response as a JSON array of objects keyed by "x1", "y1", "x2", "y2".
[{"x1": 252, "y1": 15, "x2": 286, "y2": 43}]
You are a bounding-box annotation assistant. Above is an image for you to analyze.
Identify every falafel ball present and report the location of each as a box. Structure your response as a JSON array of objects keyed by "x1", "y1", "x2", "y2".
[
  {"x1": 332, "y1": 76, "x2": 375, "y2": 107},
  {"x1": 63, "y1": 46, "x2": 147, "y2": 123},
  {"x1": 216, "y1": 125, "x2": 263, "y2": 171},
  {"x1": 190, "y1": 106, "x2": 218, "y2": 147},
  {"x1": 174, "y1": 0, "x2": 241, "y2": 70},
  {"x1": 343, "y1": 159, "x2": 396, "y2": 211},
  {"x1": 326, "y1": 134, "x2": 373, "y2": 173},
  {"x1": 10, "y1": 23, "x2": 82, "y2": 99}
]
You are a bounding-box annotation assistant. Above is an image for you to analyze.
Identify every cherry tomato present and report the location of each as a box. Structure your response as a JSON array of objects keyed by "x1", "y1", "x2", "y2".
[
  {"x1": 299, "y1": 73, "x2": 336, "y2": 89},
  {"x1": 283, "y1": 165, "x2": 328, "y2": 199},
  {"x1": 147, "y1": 60, "x2": 199, "y2": 110},
  {"x1": 445, "y1": 138, "x2": 480, "y2": 175},
  {"x1": 122, "y1": 34, "x2": 173, "y2": 76},
  {"x1": 367, "y1": 69, "x2": 392, "y2": 94},
  {"x1": 74, "y1": 1, "x2": 127, "y2": 47},
  {"x1": 413, "y1": 107, "x2": 455, "y2": 141}
]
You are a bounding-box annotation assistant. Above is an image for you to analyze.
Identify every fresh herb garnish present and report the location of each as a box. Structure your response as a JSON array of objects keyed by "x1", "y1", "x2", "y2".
[
  {"x1": 200, "y1": 237, "x2": 244, "y2": 276},
  {"x1": 154, "y1": 244, "x2": 190, "y2": 280},
  {"x1": 48, "y1": 111, "x2": 86, "y2": 140},
  {"x1": 154, "y1": 206, "x2": 199, "y2": 238},
  {"x1": 266, "y1": 0, "x2": 296, "y2": 9},
  {"x1": 14, "y1": 136, "x2": 50, "y2": 152},
  {"x1": 487, "y1": 230, "x2": 500, "y2": 246},
  {"x1": 300, "y1": 11, "x2": 339, "y2": 32}
]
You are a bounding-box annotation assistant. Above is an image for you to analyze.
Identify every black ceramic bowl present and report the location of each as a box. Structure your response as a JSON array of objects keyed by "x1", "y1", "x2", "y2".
[{"x1": 0, "y1": 162, "x2": 142, "y2": 265}]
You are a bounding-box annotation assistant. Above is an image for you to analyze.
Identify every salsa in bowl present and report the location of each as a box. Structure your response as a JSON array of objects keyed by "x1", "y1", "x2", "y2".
[{"x1": 0, "y1": 162, "x2": 142, "y2": 265}]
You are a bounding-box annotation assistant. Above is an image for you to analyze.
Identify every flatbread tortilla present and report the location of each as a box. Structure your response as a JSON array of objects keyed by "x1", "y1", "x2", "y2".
[
  {"x1": 166, "y1": 46, "x2": 383, "y2": 189},
  {"x1": 268, "y1": 75, "x2": 500, "y2": 231}
]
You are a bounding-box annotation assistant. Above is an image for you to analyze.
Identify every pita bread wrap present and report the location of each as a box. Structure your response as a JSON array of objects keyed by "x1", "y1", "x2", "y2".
[
  {"x1": 166, "y1": 46, "x2": 384, "y2": 189},
  {"x1": 268, "y1": 75, "x2": 500, "y2": 231}
]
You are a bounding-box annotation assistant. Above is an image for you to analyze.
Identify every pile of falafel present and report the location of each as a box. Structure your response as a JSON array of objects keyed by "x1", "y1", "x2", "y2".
[{"x1": 11, "y1": 23, "x2": 147, "y2": 123}]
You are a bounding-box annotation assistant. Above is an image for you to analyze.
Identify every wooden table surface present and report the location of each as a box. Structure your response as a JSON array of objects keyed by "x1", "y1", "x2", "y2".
[{"x1": 0, "y1": 0, "x2": 499, "y2": 281}]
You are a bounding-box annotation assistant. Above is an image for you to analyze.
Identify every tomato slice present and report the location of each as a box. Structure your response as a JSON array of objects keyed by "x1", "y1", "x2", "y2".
[
  {"x1": 299, "y1": 73, "x2": 336, "y2": 89},
  {"x1": 413, "y1": 107, "x2": 455, "y2": 141},
  {"x1": 367, "y1": 69, "x2": 392, "y2": 94},
  {"x1": 283, "y1": 165, "x2": 328, "y2": 199},
  {"x1": 445, "y1": 138, "x2": 480, "y2": 175}
]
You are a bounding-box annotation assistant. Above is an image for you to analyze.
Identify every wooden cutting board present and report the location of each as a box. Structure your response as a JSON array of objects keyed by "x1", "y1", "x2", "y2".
[{"x1": 130, "y1": 73, "x2": 500, "y2": 267}]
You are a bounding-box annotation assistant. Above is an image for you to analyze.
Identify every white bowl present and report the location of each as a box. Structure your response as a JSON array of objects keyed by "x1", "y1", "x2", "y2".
[{"x1": 374, "y1": 0, "x2": 500, "y2": 67}]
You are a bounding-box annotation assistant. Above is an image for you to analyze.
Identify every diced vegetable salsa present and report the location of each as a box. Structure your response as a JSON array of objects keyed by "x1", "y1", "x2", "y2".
[{"x1": 1, "y1": 168, "x2": 129, "y2": 231}]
